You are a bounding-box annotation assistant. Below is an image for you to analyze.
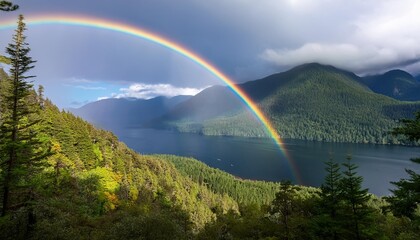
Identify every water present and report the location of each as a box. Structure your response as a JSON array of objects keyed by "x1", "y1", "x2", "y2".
[{"x1": 113, "y1": 128, "x2": 420, "y2": 196}]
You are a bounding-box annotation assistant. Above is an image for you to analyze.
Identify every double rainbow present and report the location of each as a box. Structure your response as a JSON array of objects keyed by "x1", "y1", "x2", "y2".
[{"x1": 0, "y1": 14, "x2": 301, "y2": 183}]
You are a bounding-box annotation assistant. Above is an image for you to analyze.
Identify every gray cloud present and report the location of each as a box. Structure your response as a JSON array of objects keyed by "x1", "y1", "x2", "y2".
[{"x1": 259, "y1": 0, "x2": 420, "y2": 75}]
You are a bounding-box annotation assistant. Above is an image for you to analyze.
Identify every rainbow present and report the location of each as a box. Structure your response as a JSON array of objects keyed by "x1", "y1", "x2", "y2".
[{"x1": 0, "y1": 14, "x2": 301, "y2": 183}]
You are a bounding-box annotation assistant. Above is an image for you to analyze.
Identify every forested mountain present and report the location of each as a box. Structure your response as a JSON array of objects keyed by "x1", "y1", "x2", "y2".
[
  {"x1": 3, "y1": 97, "x2": 418, "y2": 239},
  {"x1": 361, "y1": 69, "x2": 420, "y2": 101},
  {"x1": 73, "y1": 63, "x2": 420, "y2": 144},
  {"x1": 70, "y1": 95, "x2": 190, "y2": 131},
  {"x1": 2, "y1": 59, "x2": 420, "y2": 240},
  {"x1": 153, "y1": 85, "x2": 245, "y2": 123},
  {"x1": 0, "y1": 88, "x2": 244, "y2": 238},
  {"x1": 0, "y1": 79, "x2": 418, "y2": 240},
  {"x1": 158, "y1": 63, "x2": 420, "y2": 143}
]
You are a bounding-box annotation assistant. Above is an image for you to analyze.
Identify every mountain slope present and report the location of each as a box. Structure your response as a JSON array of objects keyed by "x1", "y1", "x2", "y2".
[
  {"x1": 38, "y1": 100, "x2": 242, "y2": 230},
  {"x1": 70, "y1": 95, "x2": 190, "y2": 131},
  {"x1": 0, "y1": 96, "x2": 253, "y2": 238},
  {"x1": 158, "y1": 63, "x2": 420, "y2": 143},
  {"x1": 1, "y1": 70, "x2": 284, "y2": 238},
  {"x1": 361, "y1": 70, "x2": 420, "y2": 101}
]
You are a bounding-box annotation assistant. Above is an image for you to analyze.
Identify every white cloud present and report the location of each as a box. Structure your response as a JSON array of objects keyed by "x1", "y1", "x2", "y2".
[
  {"x1": 97, "y1": 96, "x2": 110, "y2": 101},
  {"x1": 110, "y1": 83, "x2": 207, "y2": 99},
  {"x1": 62, "y1": 84, "x2": 106, "y2": 91},
  {"x1": 67, "y1": 77, "x2": 97, "y2": 84}
]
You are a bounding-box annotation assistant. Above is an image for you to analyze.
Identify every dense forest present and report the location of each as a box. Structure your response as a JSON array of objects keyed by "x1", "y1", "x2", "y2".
[
  {"x1": 163, "y1": 64, "x2": 420, "y2": 144},
  {"x1": 0, "y1": 11, "x2": 419, "y2": 240}
]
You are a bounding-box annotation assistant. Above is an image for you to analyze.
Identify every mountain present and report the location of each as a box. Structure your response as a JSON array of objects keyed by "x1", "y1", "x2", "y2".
[
  {"x1": 0, "y1": 98, "x2": 245, "y2": 238},
  {"x1": 1, "y1": 67, "x2": 281, "y2": 238},
  {"x1": 70, "y1": 95, "x2": 190, "y2": 131},
  {"x1": 1, "y1": 68, "x2": 418, "y2": 239},
  {"x1": 157, "y1": 63, "x2": 420, "y2": 143},
  {"x1": 361, "y1": 69, "x2": 420, "y2": 101},
  {"x1": 415, "y1": 74, "x2": 420, "y2": 82}
]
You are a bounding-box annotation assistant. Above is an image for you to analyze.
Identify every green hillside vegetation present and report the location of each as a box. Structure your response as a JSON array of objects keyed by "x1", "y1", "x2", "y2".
[
  {"x1": 0, "y1": 96, "x2": 244, "y2": 238},
  {"x1": 3, "y1": 98, "x2": 420, "y2": 239},
  {"x1": 166, "y1": 63, "x2": 420, "y2": 144},
  {"x1": 2, "y1": 67, "x2": 418, "y2": 238},
  {"x1": 160, "y1": 155, "x2": 282, "y2": 205}
]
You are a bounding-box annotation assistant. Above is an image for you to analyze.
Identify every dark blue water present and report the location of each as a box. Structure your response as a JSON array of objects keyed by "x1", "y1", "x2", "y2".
[{"x1": 114, "y1": 128, "x2": 420, "y2": 196}]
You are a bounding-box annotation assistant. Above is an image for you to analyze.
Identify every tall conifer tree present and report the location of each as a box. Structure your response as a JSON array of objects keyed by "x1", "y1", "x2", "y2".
[
  {"x1": 0, "y1": 1, "x2": 18, "y2": 12},
  {"x1": 317, "y1": 158, "x2": 342, "y2": 240},
  {"x1": 339, "y1": 156, "x2": 370, "y2": 240},
  {"x1": 387, "y1": 112, "x2": 420, "y2": 219},
  {"x1": 0, "y1": 15, "x2": 49, "y2": 217}
]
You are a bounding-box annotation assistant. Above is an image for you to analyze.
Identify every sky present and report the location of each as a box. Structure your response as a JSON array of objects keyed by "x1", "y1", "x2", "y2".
[{"x1": 0, "y1": 0, "x2": 420, "y2": 108}]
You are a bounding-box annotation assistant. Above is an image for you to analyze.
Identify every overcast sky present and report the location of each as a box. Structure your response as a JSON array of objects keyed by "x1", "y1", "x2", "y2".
[{"x1": 1, "y1": 0, "x2": 419, "y2": 108}]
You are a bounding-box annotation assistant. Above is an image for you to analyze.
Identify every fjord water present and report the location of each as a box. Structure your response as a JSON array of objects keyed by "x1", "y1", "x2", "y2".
[{"x1": 115, "y1": 128, "x2": 420, "y2": 196}]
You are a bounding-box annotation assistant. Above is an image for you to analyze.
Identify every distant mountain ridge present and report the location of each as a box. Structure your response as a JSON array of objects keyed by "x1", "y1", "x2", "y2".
[
  {"x1": 360, "y1": 69, "x2": 420, "y2": 101},
  {"x1": 74, "y1": 63, "x2": 420, "y2": 144},
  {"x1": 71, "y1": 95, "x2": 190, "y2": 132},
  {"x1": 157, "y1": 63, "x2": 420, "y2": 143}
]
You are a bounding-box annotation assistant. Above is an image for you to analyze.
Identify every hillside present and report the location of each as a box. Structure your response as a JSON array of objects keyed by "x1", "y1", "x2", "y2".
[
  {"x1": 159, "y1": 63, "x2": 420, "y2": 143},
  {"x1": 70, "y1": 95, "x2": 190, "y2": 131},
  {"x1": 1, "y1": 67, "x2": 279, "y2": 238},
  {"x1": 361, "y1": 69, "x2": 420, "y2": 101},
  {"x1": 1, "y1": 68, "x2": 419, "y2": 239},
  {"x1": 23, "y1": 100, "x2": 245, "y2": 235}
]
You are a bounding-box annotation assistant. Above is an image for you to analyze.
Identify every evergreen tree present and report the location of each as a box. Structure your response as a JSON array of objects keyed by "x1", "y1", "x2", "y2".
[
  {"x1": 0, "y1": 15, "x2": 49, "y2": 218},
  {"x1": 269, "y1": 181, "x2": 297, "y2": 240},
  {"x1": 387, "y1": 111, "x2": 420, "y2": 219},
  {"x1": 0, "y1": 1, "x2": 18, "y2": 12},
  {"x1": 386, "y1": 170, "x2": 420, "y2": 219},
  {"x1": 316, "y1": 158, "x2": 343, "y2": 240},
  {"x1": 339, "y1": 156, "x2": 371, "y2": 240}
]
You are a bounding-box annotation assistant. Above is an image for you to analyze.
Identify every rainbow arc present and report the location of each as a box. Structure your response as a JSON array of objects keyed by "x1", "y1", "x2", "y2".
[{"x1": 0, "y1": 14, "x2": 301, "y2": 183}]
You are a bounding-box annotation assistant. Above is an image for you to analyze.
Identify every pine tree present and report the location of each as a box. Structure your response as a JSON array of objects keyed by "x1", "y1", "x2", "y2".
[
  {"x1": 0, "y1": 1, "x2": 18, "y2": 12},
  {"x1": 317, "y1": 158, "x2": 342, "y2": 240},
  {"x1": 0, "y1": 15, "x2": 49, "y2": 218},
  {"x1": 386, "y1": 170, "x2": 420, "y2": 219},
  {"x1": 339, "y1": 156, "x2": 370, "y2": 240},
  {"x1": 387, "y1": 111, "x2": 420, "y2": 219}
]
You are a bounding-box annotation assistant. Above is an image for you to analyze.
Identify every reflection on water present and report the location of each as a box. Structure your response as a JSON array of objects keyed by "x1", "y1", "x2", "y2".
[{"x1": 114, "y1": 128, "x2": 420, "y2": 196}]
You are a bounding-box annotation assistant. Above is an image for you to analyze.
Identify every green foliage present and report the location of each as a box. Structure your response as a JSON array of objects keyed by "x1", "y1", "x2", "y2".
[
  {"x1": 268, "y1": 181, "x2": 314, "y2": 240},
  {"x1": 0, "y1": 1, "x2": 18, "y2": 12},
  {"x1": 0, "y1": 15, "x2": 51, "y2": 220},
  {"x1": 160, "y1": 154, "x2": 279, "y2": 206},
  {"x1": 386, "y1": 169, "x2": 420, "y2": 219},
  {"x1": 1, "y1": 41, "x2": 420, "y2": 239},
  {"x1": 0, "y1": 97, "x2": 245, "y2": 238},
  {"x1": 166, "y1": 63, "x2": 420, "y2": 144},
  {"x1": 0, "y1": 55, "x2": 11, "y2": 64},
  {"x1": 314, "y1": 158, "x2": 343, "y2": 239},
  {"x1": 387, "y1": 111, "x2": 420, "y2": 220},
  {"x1": 1, "y1": 83, "x2": 419, "y2": 239},
  {"x1": 339, "y1": 157, "x2": 373, "y2": 240},
  {"x1": 392, "y1": 111, "x2": 420, "y2": 143}
]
